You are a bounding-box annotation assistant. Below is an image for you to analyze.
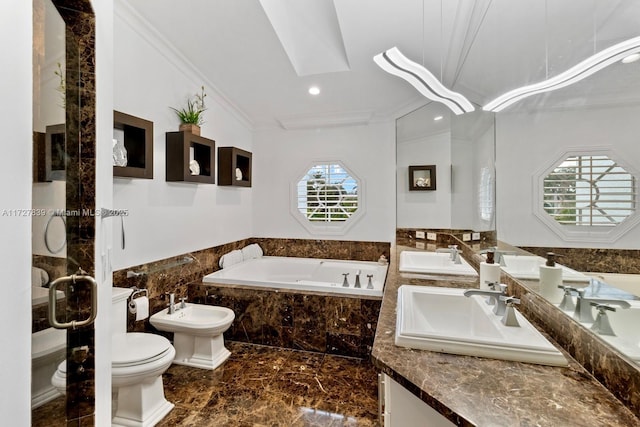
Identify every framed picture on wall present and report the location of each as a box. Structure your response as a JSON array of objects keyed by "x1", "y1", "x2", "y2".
[{"x1": 409, "y1": 165, "x2": 436, "y2": 191}]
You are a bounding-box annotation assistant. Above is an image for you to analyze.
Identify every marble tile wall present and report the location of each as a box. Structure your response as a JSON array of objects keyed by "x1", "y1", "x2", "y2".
[
  {"x1": 520, "y1": 246, "x2": 640, "y2": 274},
  {"x1": 396, "y1": 228, "x2": 497, "y2": 249}
]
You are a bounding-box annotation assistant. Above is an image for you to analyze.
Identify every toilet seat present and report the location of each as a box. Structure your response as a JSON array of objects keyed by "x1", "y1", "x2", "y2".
[{"x1": 112, "y1": 333, "x2": 172, "y2": 367}]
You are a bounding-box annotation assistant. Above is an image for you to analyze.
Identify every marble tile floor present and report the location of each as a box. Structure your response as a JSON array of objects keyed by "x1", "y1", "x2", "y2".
[{"x1": 32, "y1": 341, "x2": 380, "y2": 426}]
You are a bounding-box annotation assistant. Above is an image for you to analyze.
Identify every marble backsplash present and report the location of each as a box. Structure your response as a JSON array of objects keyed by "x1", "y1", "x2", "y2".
[{"x1": 520, "y1": 246, "x2": 640, "y2": 274}]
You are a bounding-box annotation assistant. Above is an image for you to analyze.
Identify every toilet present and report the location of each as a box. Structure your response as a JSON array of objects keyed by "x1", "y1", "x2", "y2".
[
  {"x1": 52, "y1": 287, "x2": 175, "y2": 427},
  {"x1": 31, "y1": 327, "x2": 66, "y2": 409}
]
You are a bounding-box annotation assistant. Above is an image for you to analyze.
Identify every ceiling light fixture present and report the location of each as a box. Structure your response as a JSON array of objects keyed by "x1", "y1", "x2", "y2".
[
  {"x1": 484, "y1": 36, "x2": 640, "y2": 112},
  {"x1": 373, "y1": 47, "x2": 475, "y2": 115},
  {"x1": 433, "y1": 115, "x2": 443, "y2": 121},
  {"x1": 308, "y1": 86, "x2": 320, "y2": 95},
  {"x1": 622, "y1": 52, "x2": 640, "y2": 64}
]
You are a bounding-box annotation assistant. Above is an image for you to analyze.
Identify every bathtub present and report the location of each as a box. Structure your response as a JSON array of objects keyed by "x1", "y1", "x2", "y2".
[
  {"x1": 584, "y1": 272, "x2": 640, "y2": 298},
  {"x1": 32, "y1": 327, "x2": 66, "y2": 408},
  {"x1": 203, "y1": 256, "x2": 388, "y2": 297}
]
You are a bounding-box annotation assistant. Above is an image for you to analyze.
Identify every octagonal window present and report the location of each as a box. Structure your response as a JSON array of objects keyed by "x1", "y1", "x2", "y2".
[
  {"x1": 291, "y1": 162, "x2": 364, "y2": 235},
  {"x1": 543, "y1": 154, "x2": 636, "y2": 227}
]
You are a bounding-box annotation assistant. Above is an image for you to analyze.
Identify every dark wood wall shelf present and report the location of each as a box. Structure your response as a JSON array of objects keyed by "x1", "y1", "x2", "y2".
[
  {"x1": 217, "y1": 147, "x2": 252, "y2": 187},
  {"x1": 113, "y1": 111, "x2": 154, "y2": 179},
  {"x1": 166, "y1": 131, "x2": 215, "y2": 184}
]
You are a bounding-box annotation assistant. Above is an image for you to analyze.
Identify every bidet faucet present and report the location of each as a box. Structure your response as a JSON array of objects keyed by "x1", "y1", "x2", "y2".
[{"x1": 167, "y1": 293, "x2": 176, "y2": 314}]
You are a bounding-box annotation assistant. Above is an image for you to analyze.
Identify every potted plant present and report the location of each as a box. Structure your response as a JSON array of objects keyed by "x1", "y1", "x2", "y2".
[{"x1": 170, "y1": 86, "x2": 207, "y2": 135}]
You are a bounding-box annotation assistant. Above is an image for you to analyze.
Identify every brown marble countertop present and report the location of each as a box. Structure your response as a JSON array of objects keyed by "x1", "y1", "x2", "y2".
[{"x1": 371, "y1": 245, "x2": 639, "y2": 426}]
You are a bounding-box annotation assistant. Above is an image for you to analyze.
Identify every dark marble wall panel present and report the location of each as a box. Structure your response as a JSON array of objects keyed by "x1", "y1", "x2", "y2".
[
  {"x1": 520, "y1": 246, "x2": 640, "y2": 274},
  {"x1": 396, "y1": 228, "x2": 497, "y2": 248}
]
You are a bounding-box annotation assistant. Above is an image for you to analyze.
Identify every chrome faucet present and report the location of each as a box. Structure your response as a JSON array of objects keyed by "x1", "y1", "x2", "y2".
[
  {"x1": 501, "y1": 296, "x2": 521, "y2": 327},
  {"x1": 180, "y1": 296, "x2": 188, "y2": 309},
  {"x1": 354, "y1": 270, "x2": 361, "y2": 288},
  {"x1": 557, "y1": 285, "x2": 579, "y2": 311},
  {"x1": 342, "y1": 273, "x2": 350, "y2": 287},
  {"x1": 573, "y1": 290, "x2": 631, "y2": 323},
  {"x1": 367, "y1": 274, "x2": 374, "y2": 289},
  {"x1": 590, "y1": 302, "x2": 628, "y2": 336},
  {"x1": 167, "y1": 293, "x2": 176, "y2": 314},
  {"x1": 463, "y1": 284, "x2": 509, "y2": 315},
  {"x1": 479, "y1": 246, "x2": 513, "y2": 266},
  {"x1": 436, "y1": 245, "x2": 461, "y2": 264}
]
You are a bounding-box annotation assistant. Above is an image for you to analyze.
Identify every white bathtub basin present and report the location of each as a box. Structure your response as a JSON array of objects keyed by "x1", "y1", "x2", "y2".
[
  {"x1": 495, "y1": 254, "x2": 589, "y2": 283},
  {"x1": 399, "y1": 251, "x2": 478, "y2": 277},
  {"x1": 395, "y1": 285, "x2": 567, "y2": 366}
]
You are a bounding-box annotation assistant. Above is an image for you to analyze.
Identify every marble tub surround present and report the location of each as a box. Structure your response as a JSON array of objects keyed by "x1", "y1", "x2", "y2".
[
  {"x1": 189, "y1": 283, "x2": 381, "y2": 358},
  {"x1": 520, "y1": 246, "x2": 640, "y2": 274},
  {"x1": 371, "y1": 244, "x2": 639, "y2": 426},
  {"x1": 113, "y1": 238, "x2": 390, "y2": 334}
]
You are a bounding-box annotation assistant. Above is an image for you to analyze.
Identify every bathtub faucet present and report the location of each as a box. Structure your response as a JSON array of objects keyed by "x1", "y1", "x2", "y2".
[
  {"x1": 342, "y1": 273, "x2": 350, "y2": 287},
  {"x1": 354, "y1": 270, "x2": 362, "y2": 288}
]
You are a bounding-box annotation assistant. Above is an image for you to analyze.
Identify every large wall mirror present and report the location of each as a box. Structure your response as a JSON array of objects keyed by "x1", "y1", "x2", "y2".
[
  {"x1": 395, "y1": 0, "x2": 640, "y2": 378},
  {"x1": 32, "y1": 0, "x2": 96, "y2": 424}
]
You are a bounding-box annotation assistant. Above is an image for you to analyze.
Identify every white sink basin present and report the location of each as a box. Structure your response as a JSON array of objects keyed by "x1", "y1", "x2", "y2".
[
  {"x1": 495, "y1": 254, "x2": 589, "y2": 283},
  {"x1": 395, "y1": 285, "x2": 568, "y2": 366},
  {"x1": 399, "y1": 251, "x2": 478, "y2": 277}
]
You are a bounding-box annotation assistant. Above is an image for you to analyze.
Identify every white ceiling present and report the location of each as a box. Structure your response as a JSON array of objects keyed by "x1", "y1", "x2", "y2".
[{"x1": 124, "y1": 0, "x2": 640, "y2": 129}]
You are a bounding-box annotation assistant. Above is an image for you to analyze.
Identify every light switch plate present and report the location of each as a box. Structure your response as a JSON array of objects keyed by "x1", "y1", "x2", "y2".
[
  {"x1": 463, "y1": 233, "x2": 471, "y2": 242},
  {"x1": 427, "y1": 232, "x2": 437, "y2": 241},
  {"x1": 415, "y1": 231, "x2": 425, "y2": 239},
  {"x1": 415, "y1": 242, "x2": 425, "y2": 249},
  {"x1": 472, "y1": 232, "x2": 481, "y2": 240}
]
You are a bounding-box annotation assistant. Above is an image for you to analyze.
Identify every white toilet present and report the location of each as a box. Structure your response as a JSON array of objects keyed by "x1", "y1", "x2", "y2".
[{"x1": 52, "y1": 287, "x2": 175, "y2": 427}]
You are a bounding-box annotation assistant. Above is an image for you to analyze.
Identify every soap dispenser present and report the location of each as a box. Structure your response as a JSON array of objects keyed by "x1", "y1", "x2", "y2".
[
  {"x1": 539, "y1": 252, "x2": 564, "y2": 303},
  {"x1": 479, "y1": 250, "x2": 501, "y2": 290}
]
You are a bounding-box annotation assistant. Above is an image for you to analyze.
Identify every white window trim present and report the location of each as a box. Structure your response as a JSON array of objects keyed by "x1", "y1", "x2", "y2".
[
  {"x1": 532, "y1": 146, "x2": 640, "y2": 243},
  {"x1": 289, "y1": 160, "x2": 366, "y2": 236}
]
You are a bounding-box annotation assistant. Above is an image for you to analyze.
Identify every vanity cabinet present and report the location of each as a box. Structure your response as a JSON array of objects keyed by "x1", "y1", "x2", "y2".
[
  {"x1": 217, "y1": 146, "x2": 252, "y2": 187},
  {"x1": 165, "y1": 131, "x2": 215, "y2": 184},
  {"x1": 113, "y1": 111, "x2": 154, "y2": 179},
  {"x1": 379, "y1": 373, "x2": 454, "y2": 427}
]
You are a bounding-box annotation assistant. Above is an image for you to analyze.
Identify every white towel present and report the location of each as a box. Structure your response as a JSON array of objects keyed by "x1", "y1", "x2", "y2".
[
  {"x1": 32, "y1": 267, "x2": 49, "y2": 287},
  {"x1": 219, "y1": 249, "x2": 244, "y2": 269},
  {"x1": 241, "y1": 243, "x2": 263, "y2": 260}
]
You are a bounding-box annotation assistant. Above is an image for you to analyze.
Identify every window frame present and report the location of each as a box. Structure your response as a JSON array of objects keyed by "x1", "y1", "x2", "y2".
[{"x1": 533, "y1": 147, "x2": 640, "y2": 243}]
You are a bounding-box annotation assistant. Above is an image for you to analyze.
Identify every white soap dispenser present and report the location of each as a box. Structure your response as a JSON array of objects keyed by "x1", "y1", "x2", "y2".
[
  {"x1": 479, "y1": 250, "x2": 501, "y2": 290},
  {"x1": 539, "y1": 252, "x2": 564, "y2": 303}
]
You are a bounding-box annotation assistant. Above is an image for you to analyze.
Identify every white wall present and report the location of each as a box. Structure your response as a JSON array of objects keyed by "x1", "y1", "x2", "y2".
[
  {"x1": 253, "y1": 122, "x2": 396, "y2": 243},
  {"x1": 94, "y1": 0, "x2": 115, "y2": 422},
  {"x1": 396, "y1": 132, "x2": 452, "y2": 229},
  {"x1": 0, "y1": 1, "x2": 33, "y2": 425},
  {"x1": 496, "y1": 105, "x2": 640, "y2": 248},
  {"x1": 111, "y1": 4, "x2": 254, "y2": 269}
]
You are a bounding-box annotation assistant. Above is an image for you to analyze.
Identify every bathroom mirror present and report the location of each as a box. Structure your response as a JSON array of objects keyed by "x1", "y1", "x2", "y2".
[
  {"x1": 396, "y1": 102, "x2": 495, "y2": 233},
  {"x1": 395, "y1": 0, "x2": 640, "y2": 369}
]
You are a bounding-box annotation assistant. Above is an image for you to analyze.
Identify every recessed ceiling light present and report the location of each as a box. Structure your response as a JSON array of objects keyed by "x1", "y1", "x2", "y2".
[
  {"x1": 433, "y1": 115, "x2": 443, "y2": 121},
  {"x1": 622, "y1": 53, "x2": 640, "y2": 64},
  {"x1": 308, "y1": 86, "x2": 320, "y2": 95}
]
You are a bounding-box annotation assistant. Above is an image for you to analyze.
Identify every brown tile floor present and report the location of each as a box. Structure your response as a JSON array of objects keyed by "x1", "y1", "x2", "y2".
[{"x1": 32, "y1": 342, "x2": 380, "y2": 426}]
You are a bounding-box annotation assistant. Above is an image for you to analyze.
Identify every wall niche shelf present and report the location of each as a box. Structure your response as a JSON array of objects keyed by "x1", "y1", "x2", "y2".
[
  {"x1": 409, "y1": 165, "x2": 436, "y2": 191},
  {"x1": 218, "y1": 147, "x2": 252, "y2": 187},
  {"x1": 166, "y1": 131, "x2": 215, "y2": 184},
  {"x1": 113, "y1": 110, "x2": 154, "y2": 179}
]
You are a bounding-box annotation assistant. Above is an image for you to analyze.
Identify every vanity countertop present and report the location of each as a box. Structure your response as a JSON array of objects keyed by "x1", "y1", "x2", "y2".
[{"x1": 371, "y1": 245, "x2": 639, "y2": 426}]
